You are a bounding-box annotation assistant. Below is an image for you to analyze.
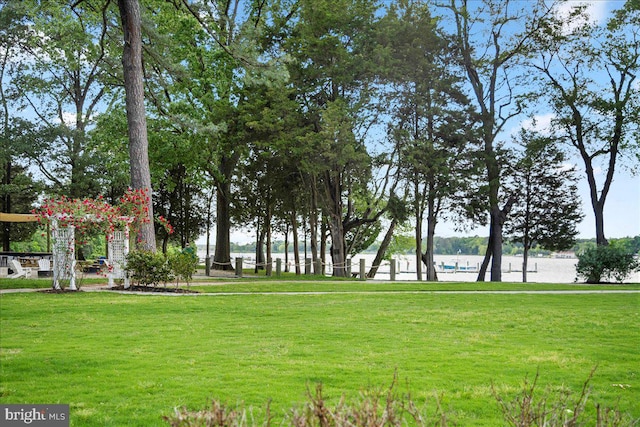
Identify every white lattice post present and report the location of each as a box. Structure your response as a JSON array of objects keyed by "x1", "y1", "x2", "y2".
[
  {"x1": 52, "y1": 220, "x2": 76, "y2": 290},
  {"x1": 108, "y1": 224, "x2": 130, "y2": 289},
  {"x1": 123, "y1": 225, "x2": 130, "y2": 289}
]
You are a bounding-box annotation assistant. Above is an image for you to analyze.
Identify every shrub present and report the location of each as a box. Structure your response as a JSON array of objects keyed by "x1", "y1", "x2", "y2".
[
  {"x1": 125, "y1": 250, "x2": 174, "y2": 287},
  {"x1": 575, "y1": 245, "x2": 640, "y2": 283},
  {"x1": 168, "y1": 251, "x2": 199, "y2": 287}
]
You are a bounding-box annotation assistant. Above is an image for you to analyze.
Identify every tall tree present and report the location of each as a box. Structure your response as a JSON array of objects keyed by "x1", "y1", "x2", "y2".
[
  {"x1": 7, "y1": 0, "x2": 115, "y2": 198},
  {"x1": 379, "y1": 1, "x2": 476, "y2": 281},
  {"x1": 504, "y1": 130, "x2": 584, "y2": 282},
  {"x1": 233, "y1": 76, "x2": 308, "y2": 273},
  {"x1": 442, "y1": 0, "x2": 554, "y2": 282},
  {"x1": 531, "y1": 1, "x2": 640, "y2": 246},
  {"x1": 151, "y1": 0, "x2": 289, "y2": 270},
  {"x1": 118, "y1": 0, "x2": 156, "y2": 250},
  {"x1": 285, "y1": 0, "x2": 382, "y2": 277},
  {"x1": 0, "y1": 1, "x2": 38, "y2": 249}
]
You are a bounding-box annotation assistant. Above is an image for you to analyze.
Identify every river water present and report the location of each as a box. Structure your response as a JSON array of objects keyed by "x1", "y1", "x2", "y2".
[{"x1": 198, "y1": 250, "x2": 640, "y2": 284}]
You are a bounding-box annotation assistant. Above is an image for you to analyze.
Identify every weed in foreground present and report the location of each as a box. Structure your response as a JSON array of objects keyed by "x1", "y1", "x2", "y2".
[
  {"x1": 491, "y1": 366, "x2": 636, "y2": 427},
  {"x1": 164, "y1": 370, "x2": 637, "y2": 427},
  {"x1": 288, "y1": 380, "x2": 448, "y2": 427},
  {"x1": 164, "y1": 374, "x2": 448, "y2": 427}
]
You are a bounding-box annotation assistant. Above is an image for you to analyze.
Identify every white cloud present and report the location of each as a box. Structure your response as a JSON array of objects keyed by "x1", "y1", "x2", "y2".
[
  {"x1": 518, "y1": 113, "x2": 555, "y2": 136},
  {"x1": 558, "y1": 162, "x2": 577, "y2": 172},
  {"x1": 53, "y1": 111, "x2": 77, "y2": 128},
  {"x1": 552, "y1": 1, "x2": 609, "y2": 33}
]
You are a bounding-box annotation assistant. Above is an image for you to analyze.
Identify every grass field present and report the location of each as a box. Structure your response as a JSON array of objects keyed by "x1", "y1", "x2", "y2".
[{"x1": 0, "y1": 282, "x2": 638, "y2": 426}]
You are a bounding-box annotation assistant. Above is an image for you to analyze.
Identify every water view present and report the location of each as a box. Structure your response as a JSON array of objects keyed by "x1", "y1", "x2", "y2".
[{"x1": 198, "y1": 249, "x2": 640, "y2": 284}]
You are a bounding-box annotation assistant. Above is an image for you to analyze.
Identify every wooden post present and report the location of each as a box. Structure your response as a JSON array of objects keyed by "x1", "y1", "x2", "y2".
[
  {"x1": 346, "y1": 258, "x2": 351, "y2": 276},
  {"x1": 390, "y1": 259, "x2": 396, "y2": 281},
  {"x1": 235, "y1": 257, "x2": 243, "y2": 278},
  {"x1": 207, "y1": 255, "x2": 214, "y2": 276},
  {"x1": 360, "y1": 259, "x2": 366, "y2": 281},
  {"x1": 314, "y1": 259, "x2": 322, "y2": 275},
  {"x1": 276, "y1": 258, "x2": 281, "y2": 276},
  {"x1": 266, "y1": 257, "x2": 272, "y2": 276},
  {"x1": 305, "y1": 258, "x2": 311, "y2": 275}
]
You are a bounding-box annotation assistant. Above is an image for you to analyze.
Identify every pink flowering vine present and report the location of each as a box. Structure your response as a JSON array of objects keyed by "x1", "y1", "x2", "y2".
[{"x1": 33, "y1": 189, "x2": 174, "y2": 243}]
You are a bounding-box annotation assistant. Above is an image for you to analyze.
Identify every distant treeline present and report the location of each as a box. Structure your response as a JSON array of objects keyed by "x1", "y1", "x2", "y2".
[
  {"x1": 226, "y1": 235, "x2": 640, "y2": 257},
  {"x1": 12, "y1": 230, "x2": 638, "y2": 260}
]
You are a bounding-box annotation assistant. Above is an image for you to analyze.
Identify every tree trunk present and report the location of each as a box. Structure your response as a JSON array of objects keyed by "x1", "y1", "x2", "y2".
[
  {"x1": 265, "y1": 202, "x2": 272, "y2": 275},
  {"x1": 328, "y1": 217, "x2": 346, "y2": 277},
  {"x1": 477, "y1": 229, "x2": 492, "y2": 282},
  {"x1": 205, "y1": 190, "x2": 213, "y2": 276},
  {"x1": 118, "y1": 0, "x2": 155, "y2": 251},
  {"x1": 414, "y1": 181, "x2": 424, "y2": 281},
  {"x1": 310, "y1": 179, "x2": 319, "y2": 267},
  {"x1": 284, "y1": 223, "x2": 290, "y2": 273},
  {"x1": 213, "y1": 180, "x2": 233, "y2": 270},
  {"x1": 522, "y1": 244, "x2": 529, "y2": 283},
  {"x1": 2, "y1": 160, "x2": 10, "y2": 251},
  {"x1": 489, "y1": 206, "x2": 503, "y2": 282},
  {"x1": 324, "y1": 172, "x2": 347, "y2": 277},
  {"x1": 2, "y1": 59, "x2": 10, "y2": 251},
  {"x1": 477, "y1": 207, "x2": 508, "y2": 282},
  {"x1": 291, "y1": 209, "x2": 301, "y2": 275},
  {"x1": 580, "y1": 152, "x2": 609, "y2": 247},
  {"x1": 593, "y1": 200, "x2": 608, "y2": 246},
  {"x1": 423, "y1": 212, "x2": 438, "y2": 281},
  {"x1": 255, "y1": 226, "x2": 265, "y2": 273},
  {"x1": 320, "y1": 216, "x2": 327, "y2": 275},
  {"x1": 367, "y1": 218, "x2": 396, "y2": 279},
  {"x1": 161, "y1": 235, "x2": 168, "y2": 254}
]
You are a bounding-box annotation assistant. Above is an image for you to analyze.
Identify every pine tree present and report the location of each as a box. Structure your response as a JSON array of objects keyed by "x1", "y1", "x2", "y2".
[{"x1": 504, "y1": 131, "x2": 584, "y2": 282}]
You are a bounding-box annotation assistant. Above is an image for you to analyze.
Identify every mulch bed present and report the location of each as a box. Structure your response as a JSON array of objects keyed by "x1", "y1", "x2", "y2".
[{"x1": 109, "y1": 284, "x2": 199, "y2": 293}]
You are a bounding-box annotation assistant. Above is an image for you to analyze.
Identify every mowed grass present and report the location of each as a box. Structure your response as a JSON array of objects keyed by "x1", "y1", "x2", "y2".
[{"x1": 0, "y1": 287, "x2": 638, "y2": 426}]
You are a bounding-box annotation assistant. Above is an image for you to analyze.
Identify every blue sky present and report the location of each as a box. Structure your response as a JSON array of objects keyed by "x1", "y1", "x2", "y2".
[
  {"x1": 216, "y1": 0, "x2": 640, "y2": 244},
  {"x1": 435, "y1": 0, "x2": 639, "y2": 240}
]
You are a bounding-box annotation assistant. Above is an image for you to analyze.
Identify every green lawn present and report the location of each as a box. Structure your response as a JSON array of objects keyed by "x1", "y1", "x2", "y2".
[
  {"x1": 0, "y1": 277, "x2": 108, "y2": 290},
  {"x1": 187, "y1": 280, "x2": 640, "y2": 293},
  {"x1": 0, "y1": 286, "x2": 638, "y2": 426}
]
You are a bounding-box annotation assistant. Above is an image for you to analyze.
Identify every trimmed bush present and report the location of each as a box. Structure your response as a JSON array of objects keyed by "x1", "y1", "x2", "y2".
[
  {"x1": 575, "y1": 245, "x2": 639, "y2": 283},
  {"x1": 125, "y1": 250, "x2": 174, "y2": 286}
]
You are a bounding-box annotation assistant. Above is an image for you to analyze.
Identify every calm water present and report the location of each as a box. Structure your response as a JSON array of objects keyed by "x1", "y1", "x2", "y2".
[{"x1": 198, "y1": 249, "x2": 640, "y2": 284}]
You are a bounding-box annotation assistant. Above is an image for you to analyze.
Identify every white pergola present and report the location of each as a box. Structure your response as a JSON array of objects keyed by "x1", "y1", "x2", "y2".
[{"x1": 50, "y1": 216, "x2": 132, "y2": 290}]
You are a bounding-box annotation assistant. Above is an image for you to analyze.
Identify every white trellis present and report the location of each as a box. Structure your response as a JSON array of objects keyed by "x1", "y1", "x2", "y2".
[
  {"x1": 52, "y1": 220, "x2": 76, "y2": 290},
  {"x1": 107, "y1": 228, "x2": 130, "y2": 288},
  {"x1": 50, "y1": 216, "x2": 132, "y2": 290}
]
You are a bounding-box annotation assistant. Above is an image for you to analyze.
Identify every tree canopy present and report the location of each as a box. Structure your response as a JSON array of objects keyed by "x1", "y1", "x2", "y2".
[{"x1": 2, "y1": 0, "x2": 638, "y2": 279}]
